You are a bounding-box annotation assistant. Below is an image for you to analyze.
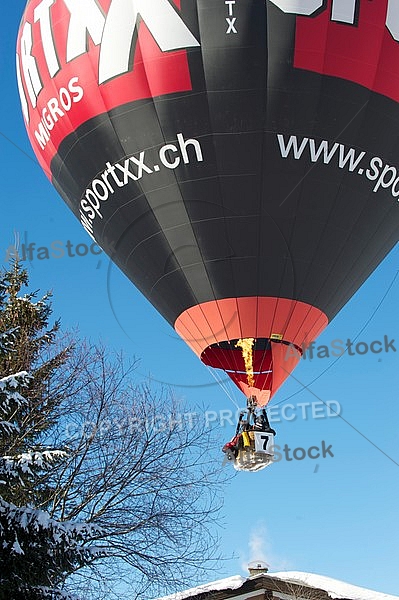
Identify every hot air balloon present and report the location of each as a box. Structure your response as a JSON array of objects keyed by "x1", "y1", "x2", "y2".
[{"x1": 17, "y1": 0, "x2": 399, "y2": 471}]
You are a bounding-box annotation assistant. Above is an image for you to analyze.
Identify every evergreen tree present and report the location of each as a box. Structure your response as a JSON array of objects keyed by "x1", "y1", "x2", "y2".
[
  {"x1": 0, "y1": 262, "x2": 98, "y2": 599},
  {"x1": 0, "y1": 261, "x2": 224, "y2": 600}
]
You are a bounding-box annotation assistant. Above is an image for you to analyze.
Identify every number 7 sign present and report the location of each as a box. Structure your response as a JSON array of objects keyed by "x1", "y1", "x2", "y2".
[{"x1": 254, "y1": 432, "x2": 275, "y2": 454}]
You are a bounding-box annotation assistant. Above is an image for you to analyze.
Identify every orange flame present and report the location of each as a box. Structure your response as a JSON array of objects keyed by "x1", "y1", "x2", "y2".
[{"x1": 235, "y1": 338, "x2": 255, "y2": 387}]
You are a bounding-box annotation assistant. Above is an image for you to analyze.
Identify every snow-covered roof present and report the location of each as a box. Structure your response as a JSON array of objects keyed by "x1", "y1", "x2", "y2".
[
  {"x1": 270, "y1": 571, "x2": 398, "y2": 600},
  {"x1": 154, "y1": 571, "x2": 398, "y2": 600},
  {"x1": 153, "y1": 575, "x2": 246, "y2": 600}
]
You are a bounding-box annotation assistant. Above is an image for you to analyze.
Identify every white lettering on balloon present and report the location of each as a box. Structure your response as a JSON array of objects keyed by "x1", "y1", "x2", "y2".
[
  {"x1": 16, "y1": 0, "x2": 399, "y2": 123},
  {"x1": 225, "y1": 1, "x2": 237, "y2": 34},
  {"x1": 17, "y1": 0, "x2": 200, "y2": 122}
]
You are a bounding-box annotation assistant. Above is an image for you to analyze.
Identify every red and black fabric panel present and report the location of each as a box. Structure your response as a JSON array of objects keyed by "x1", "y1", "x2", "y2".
[{"x1": 17, "y1": 0, "x2": 399, "y2": 401}]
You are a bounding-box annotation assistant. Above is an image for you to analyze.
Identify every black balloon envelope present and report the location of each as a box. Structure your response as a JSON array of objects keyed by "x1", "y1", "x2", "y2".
[{"x1": 17, "y1": 0, "x2": 399, "y2": 404}]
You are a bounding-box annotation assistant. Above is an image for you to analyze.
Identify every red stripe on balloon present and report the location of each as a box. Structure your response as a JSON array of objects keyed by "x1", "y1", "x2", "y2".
[
  {"x1": 174, "y1": 297, "x2": 328, "y2": 402},
  {"x1": 174, "y1": 297, "x2": 328, "y2": 356},
  {"x1": 294, "y1": 0, "x2": 399, "y2": 103},
  {"x1": 18, "y1": 0, "x2": 192, "y2": 178}
]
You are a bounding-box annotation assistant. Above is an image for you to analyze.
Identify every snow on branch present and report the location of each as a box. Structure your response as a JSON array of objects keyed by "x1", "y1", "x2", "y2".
[
  {"x1": 0, "y1": 497, "x2": 104, "y2": 556},
  {"x1": 0, "y1": 450, "x2": 68, "y2": 481},
  {"x1": 0, "y1": 371, "x2": 31, "y2": 390},
  {"x1": 0, "y1": 328, "x2": 19, "y2": 354},
  {"x1": 0, "y1": 371, "x2": 30, "y2": 415},
  {"x1": 0, "y1": 420, "x2": 19, "y2": 434}
]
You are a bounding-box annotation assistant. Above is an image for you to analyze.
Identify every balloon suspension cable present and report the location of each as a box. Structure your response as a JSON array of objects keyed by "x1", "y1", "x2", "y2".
[{"x1": 206, "y1": 365, "x2": 240, "y2": 410}]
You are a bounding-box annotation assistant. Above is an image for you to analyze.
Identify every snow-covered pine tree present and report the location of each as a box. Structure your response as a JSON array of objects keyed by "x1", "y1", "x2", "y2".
[
  {"x1": 0, "y1": 260, "x2": 225, "y2": 599},
  {"x1": 0, "y1": 261, "x2": 98, "y2": 600}
]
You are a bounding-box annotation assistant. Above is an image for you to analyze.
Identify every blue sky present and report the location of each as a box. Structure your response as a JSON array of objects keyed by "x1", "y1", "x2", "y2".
[{"x1": 2, "y1": 2, "x2": 399, "y2": 596}]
